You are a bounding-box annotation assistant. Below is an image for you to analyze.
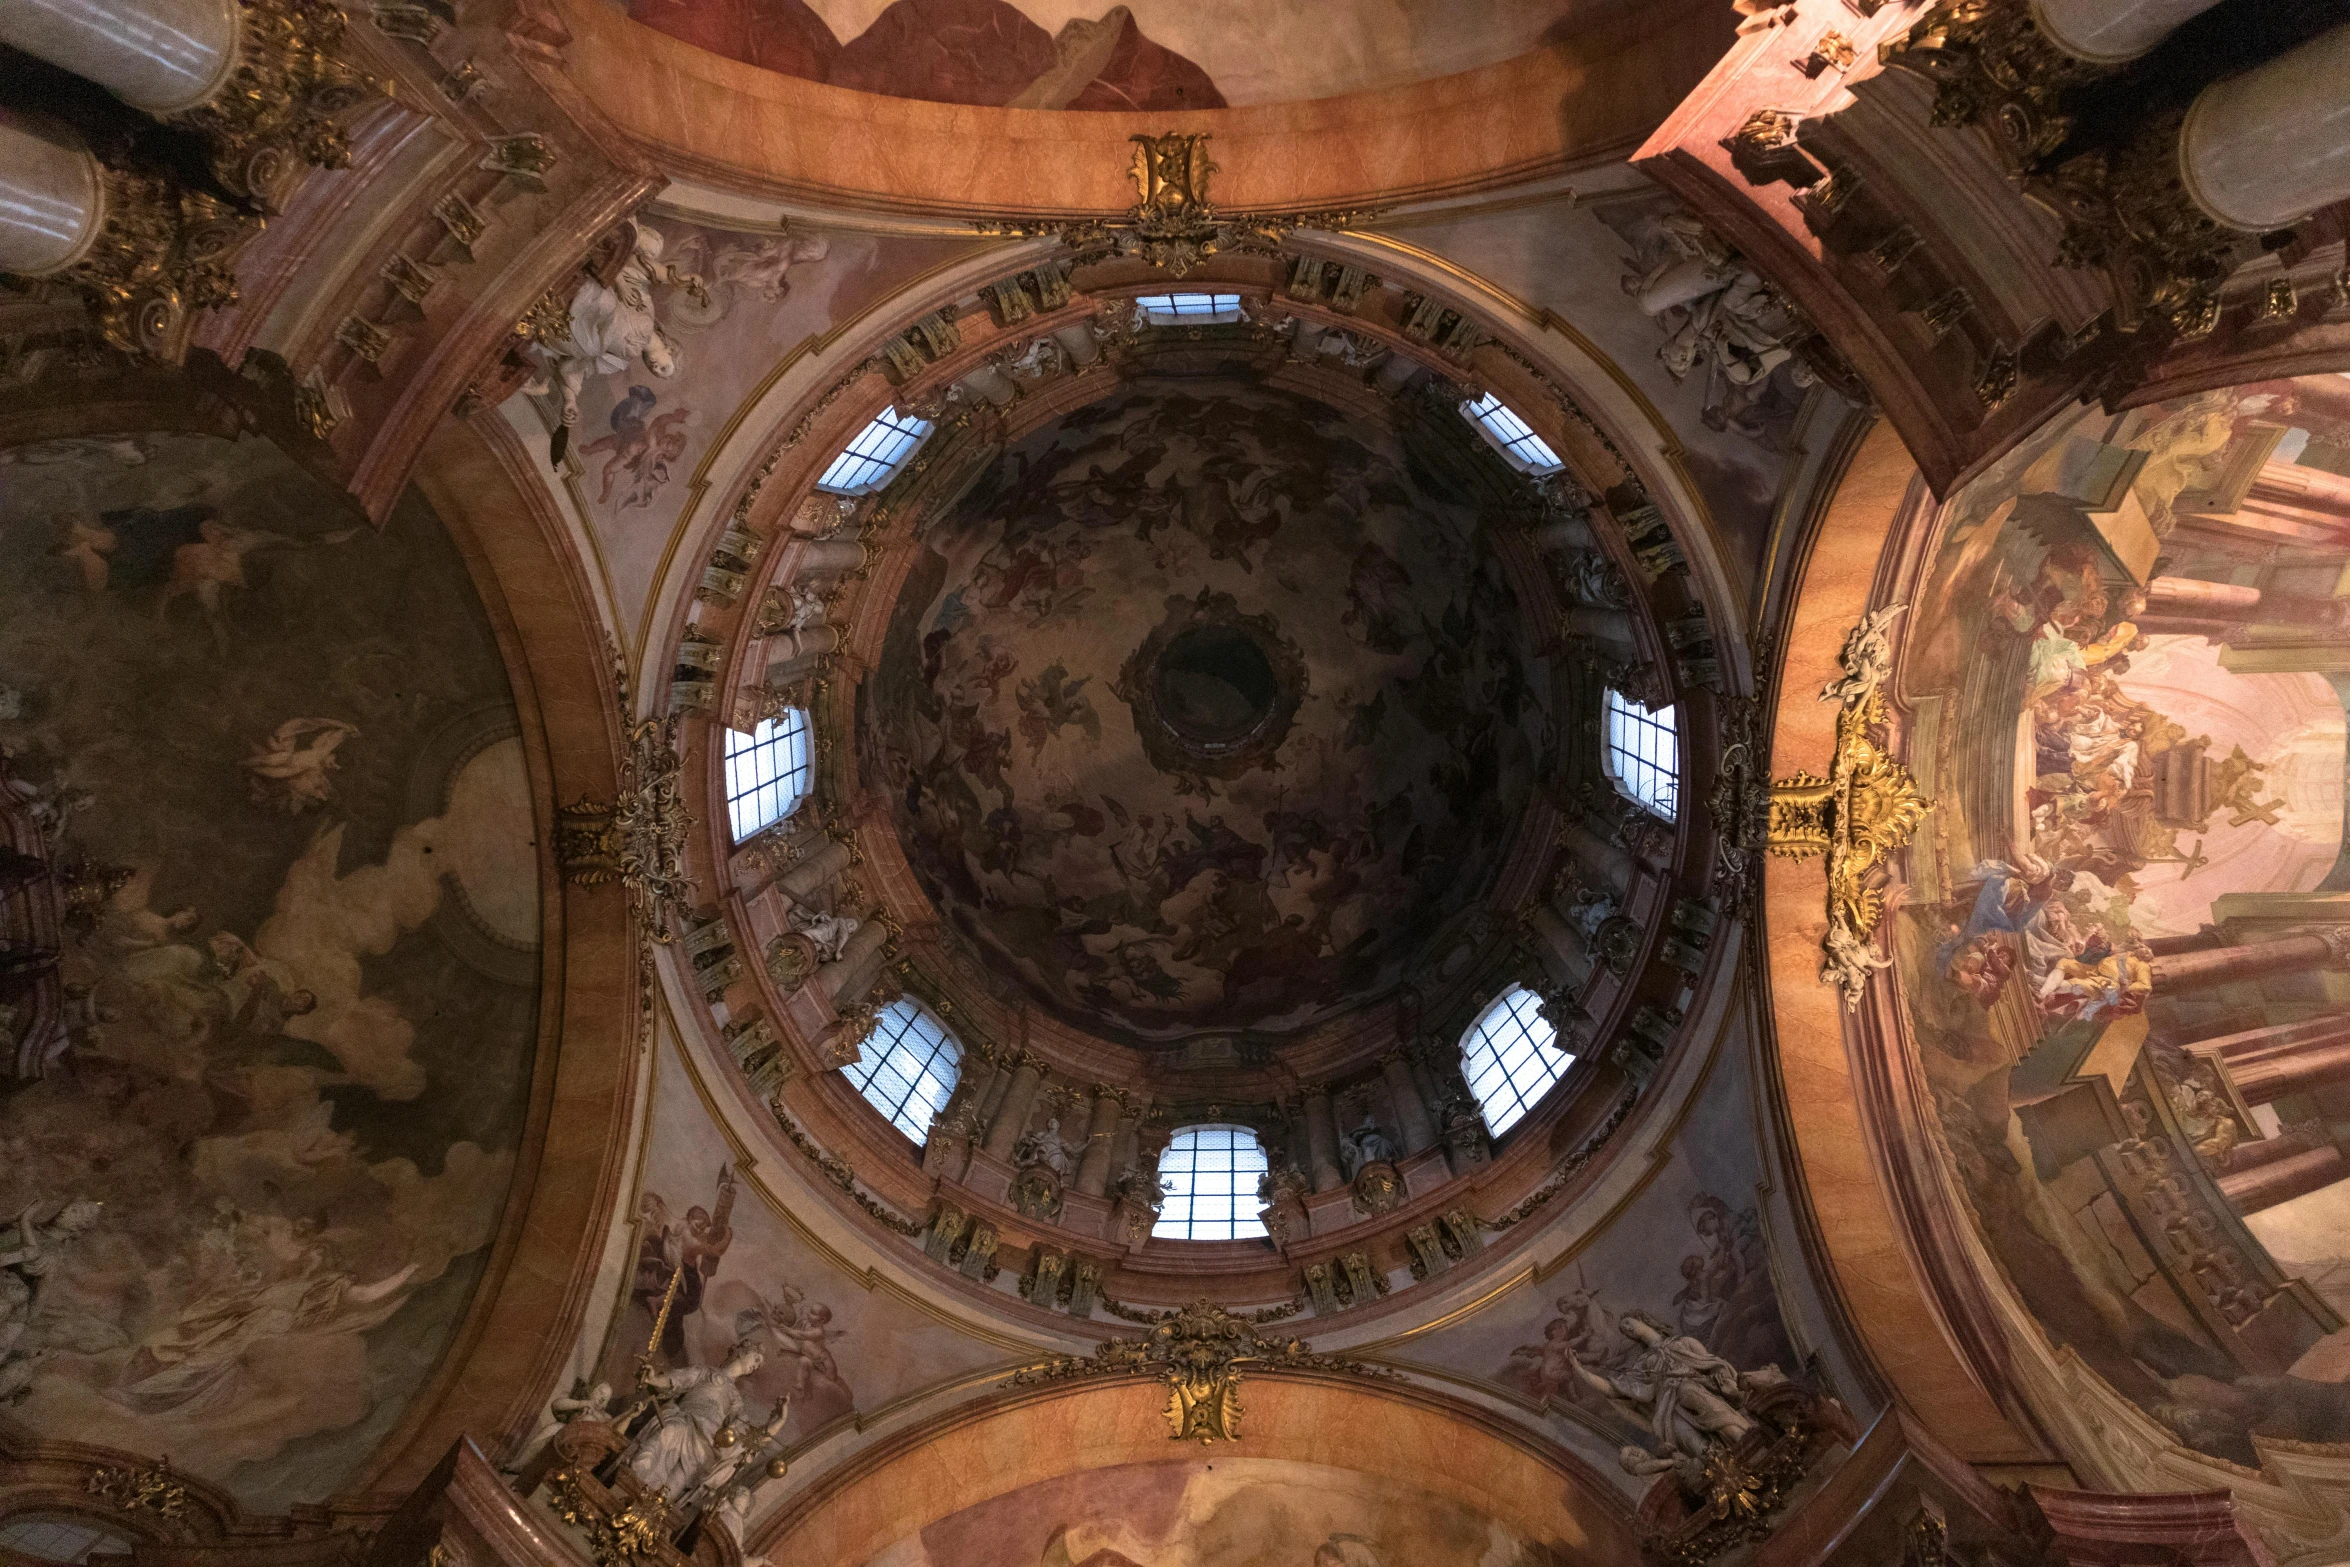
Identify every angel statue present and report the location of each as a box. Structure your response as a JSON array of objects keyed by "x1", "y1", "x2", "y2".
[
  {"x1": 526, "y1": 218, "x2": 708, "y2": 465},
  {"x1": 787, "y1": 903, "x2": 860, "y2": 966},
  {"x1": 1562, "y1": 1310, "x2": 1774, "y2": 1485},
  {"x1": 624, "y1": 1338, "x2": 769, "y2": 1497}
]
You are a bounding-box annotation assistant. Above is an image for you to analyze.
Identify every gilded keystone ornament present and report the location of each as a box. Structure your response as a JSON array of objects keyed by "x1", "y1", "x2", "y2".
[{"x1": 1008, "y1": 1299, "x2": 1392, "y2": 1443}]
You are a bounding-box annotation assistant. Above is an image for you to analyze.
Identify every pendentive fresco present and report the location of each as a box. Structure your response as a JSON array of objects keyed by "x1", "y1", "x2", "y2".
[
  {"x1": 0, "y1": 434, "x2": 539, "y2": 1508},
  {"x1": 1894, "y1": 374, "x2": 2350, "y2": 1464}
]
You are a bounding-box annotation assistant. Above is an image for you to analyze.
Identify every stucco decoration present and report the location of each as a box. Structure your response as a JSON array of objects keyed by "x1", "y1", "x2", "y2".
[
  {"x1": 1889, "y1": 374, "x2": 2350, "y2": 1467},
  {"x1": 0, "y1": 433, "x2": 538, "y2": 1508},
  {"x1": 860, "y1": 379, "x2": 1555, "y2": 1045}
]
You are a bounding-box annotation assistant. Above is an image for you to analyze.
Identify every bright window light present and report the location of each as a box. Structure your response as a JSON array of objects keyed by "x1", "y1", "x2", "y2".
[
  {"x1": 1462, "y1": 986, "x2": 1573, "y2": 1137},
  {"x1": 1152, "y1": 1124, "x2": 1270, "y2": 1241},
  {"x1": 724, "y1": 710, "x2": 811, "y2": 841},
  {"x1": 815, "y1": 409, "x2": 932, "y2": 495},
  {"x1": 1461, "y1": 392, "x2": 1563, "y2": 474},
  {"x1": 841, "y1": 998, "x2": 963, "y2": 1142},
  {"x1": 1135, "y1": 292, "x2": 1245, "y2": 325},
  {"x1": 1603, "y1": 688, "x2": 1679, "y2": 822}
]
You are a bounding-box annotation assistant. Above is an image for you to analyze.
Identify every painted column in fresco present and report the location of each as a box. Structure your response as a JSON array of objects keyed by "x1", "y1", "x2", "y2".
[
  {"x1": 2149, "y1": 929, "x2": 2350, "y2": 995},
  {"x1": 0, "y1": 0, "x2": 236, "y2": 111},
  {"x1": 2145, "y1": 925, "x2": 2226, "y2": 956},
  {"x1": 1380, "y1": 1051, "x2": 1437, "y2": 1155},
  {"x1": 982, "y1": 1056, "x2": 1044, "y2": 1161},
  {"x1": 2181, "y1": 24, "x2": 2350, "y2": 231},
  {"x1": 1302, "y1": 1084, "x2": 1343, "y2": 1193},
  {"x1": 2194, "y1": 1014, "x2": 2350, "y2": 1106},
  {"x1": 2035, "y1": 0, "x2": 2224, "y2": 62},
  {"x1": 2140, "y1": 577, "x2": 2350, "y2": 639},
  {"x1": 1072, "y1": 1086, "x2": 1122, "y2": 1196},
  {"x1": 774, "y1": 839, "x2": 853, "y2": 902},
  {"x1": 0, "y1": 113, "x2": 102, "y2": 277}
]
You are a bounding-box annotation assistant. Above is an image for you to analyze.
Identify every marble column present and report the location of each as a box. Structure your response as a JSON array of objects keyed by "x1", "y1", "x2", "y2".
[
  {"x1": 774, "y1": 839, "x2": 851, "y2": 902},
  {"x1": 814, "y1": 919, "x2": 889, "y2": 1007},
  {"x1": 794, "y1": 538, "x2": 866, "y2": 576},
  {"x1": 2031, "y1": 0, "x2": 2224, "y2": 64},
  {"x1": 2150, "y1": 930, "x2": 2348, "y2": 995},
  {"x1": 2180, "y1": 23, "x2": 2350, "y2": 232},
  {"x1": 1380, "y1": 1052, "x2": 1437, "y2": 1154},
  {"x1": 1302, "y1": 1085, "x2": 1342, "y2": 1193},
  {"x1": 1073, "y1": 1086, "x2": 1122, "y2": 1196},
  {"x1": 982, "y1": 1056, "x2": 1043, "y2": 1160},
  {"x1": 0, "y1": 113, "x2": 103, "y2": 278},
  {"x1": 0, "y1": 0, "x2": 238, "y2": 113}
]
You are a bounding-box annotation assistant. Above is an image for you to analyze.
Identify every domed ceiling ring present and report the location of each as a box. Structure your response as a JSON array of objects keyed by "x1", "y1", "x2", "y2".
[
  {"x1": 664, "y1": 247, "x2": 1745, "y2": 1322},
  {"x1": 1118, "y1": 589, "x2": 1308, "y2": 778}
]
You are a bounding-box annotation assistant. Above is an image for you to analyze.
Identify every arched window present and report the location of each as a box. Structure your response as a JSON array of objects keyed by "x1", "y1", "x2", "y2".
[
  {"x1": 0, "y1": 1517, "x2": 135, "y2": 1565},
  {"x1": 1603, "y1": 687, "x2": 1679, "y2": 821},
  {"x1": 841, "y1": 997, "x2": 962, "y2": 1143},
  {"x1": 724, "y1": 710, "x2": 811, "y2": 841},
  {"x1": 816, "y1": 408, "x2": 933, "y2": 495},
  {"x1": 1152, "y1": 1124, "x2": 1271, "y2": 1242},
  {"x1": 1461, "y1": 986, "x2": 1573, "y2": 1137},
  {"x1": 1460, "y1": 391, "x2": 1564, "y2": 474}
]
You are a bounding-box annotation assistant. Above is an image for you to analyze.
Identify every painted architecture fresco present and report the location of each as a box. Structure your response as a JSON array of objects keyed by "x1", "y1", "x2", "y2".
[
  {"x1": 1893, "y1": 374, "x2": 2350, "y2": 1462},
  {"x1": 586, "y1": 1037, "x2": 1013, "y2": 1446},
  {"x1": 860, "y1": 1456, "x2": 1579, "y2": 1567},
  {"x1": 1397, "y1": 1051, "x2": 1798, "y2": 1481},
  {"x1": 859, "y1": 379, "x2": 1556, "y2": 1044},
  {"x1": 0, "y1": 434, "x2": 540, "y2": 1507},
  {"x1": 607, "y1": 0, "x2": 1595, "y2": 110},
  {"x1": 542, "y1": 216, "x2": 978, "y2": 621}
]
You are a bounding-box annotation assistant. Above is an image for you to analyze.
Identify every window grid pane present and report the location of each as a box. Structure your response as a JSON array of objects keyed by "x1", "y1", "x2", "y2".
[
  {"x1": 0, "y1": 1519, "x2": 133, "y2": 1565},
  {"x1": 1603, "y1": 689, "x2": 1679, "y2": 822},
  {"x1": 1461, "y1": 392, "x2": 1563, "y2": 474},
  {"x1": 816, "y1": 409, "x2": 934, "y2": 494},
  {"x1": 1151, "y1": 1124, "x2": 1271, "y2": 1241},
  {"x1": 841, "y1": 998, "x2": 963, "y2": 1142},
  {"x1": 724, "y1": 710, "x2": 812, "y2": 841},
  {"x1": 1461, "y1": 986, "x2": 1573, "y2": 1137},
  {"x1": 1135, "y1": 292, "x2": 1244, "y2": 324}
]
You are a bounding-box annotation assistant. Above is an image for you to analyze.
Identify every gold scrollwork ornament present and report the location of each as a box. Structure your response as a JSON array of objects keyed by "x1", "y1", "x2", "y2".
[
  {"x1": 556, "y1": 715, "x2": 694, "y2": 942},
  {"x1": 976, "y1": 133, "x2": 1377, "y2": 278},
  {"x1": 168, "y1": 0, "x2": 388, "y2": 209},
  {"x1": 1009, "y1": 1299, "x2": 1391, "y2": 1444},
  {"x1": 1765, "y1": 605, "x2": 1931, "y2": 1008}
]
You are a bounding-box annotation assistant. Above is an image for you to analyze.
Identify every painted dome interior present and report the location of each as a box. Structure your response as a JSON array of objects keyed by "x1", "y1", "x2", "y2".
[{"x1": 862, "y1": 377, "x2": 1556, "y2": 1046}]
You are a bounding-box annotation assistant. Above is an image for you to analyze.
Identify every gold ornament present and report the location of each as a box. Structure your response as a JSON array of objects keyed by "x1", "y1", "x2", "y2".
[
  {"x1": 556, "y1": 716, "x2": 694, "y2": 943},
  {"x1": 1009, "y1": 1299, "x2": 1392, "y2": 1444},
  {"x1": 1764, "y1": 605, "x2": 1931, "y2": 1008},
  {"x1": 169, "y1": 0, "x2": 387, "y2": 210},
  {"x1": 86, "y1": 1458, "x2": 190, "y2": 1518},
  {"x1": 975, "y1": 133, "x2": 1378, "y2": 278}
]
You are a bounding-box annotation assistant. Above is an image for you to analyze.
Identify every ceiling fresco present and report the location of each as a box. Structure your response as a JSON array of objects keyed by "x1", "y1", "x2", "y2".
[
  {"x1": 859, "y1": 1455, "x2": 1582, "y2": 1567},
  {"x1": 609, "y1": 0, "x2": 1618, "y2": 110},
  {"x1": 859, "y1": 378, "x2": 1555, "y2": 1045},
  {"x1": 1894, "y1": 375, "x2": 2350, "y2": 1467},
  {"x1": 0, "y1": 434, "x2": 539, "y2": 1508}
]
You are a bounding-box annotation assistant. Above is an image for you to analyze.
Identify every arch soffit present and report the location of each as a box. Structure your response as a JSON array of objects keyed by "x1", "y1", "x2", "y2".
[
  {"x1": 751, "y1": 1373, "x2": 1641, "y2": 1567},
  {"x1": 550, "y1": 0, "x2": 1731, "y2": 219}
]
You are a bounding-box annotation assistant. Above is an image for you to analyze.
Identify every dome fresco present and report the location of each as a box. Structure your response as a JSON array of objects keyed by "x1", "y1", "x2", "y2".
[{"x1": 860, "y1": 379, "x2": 1555, "y2": 1045}]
